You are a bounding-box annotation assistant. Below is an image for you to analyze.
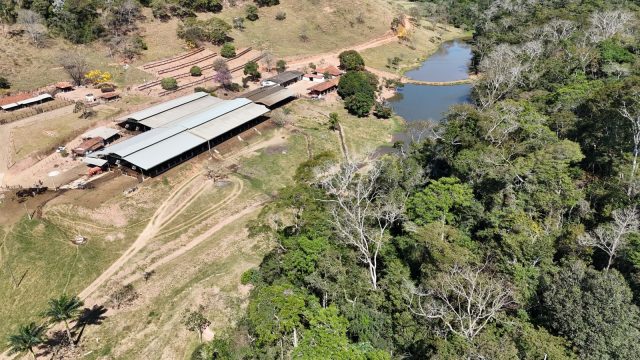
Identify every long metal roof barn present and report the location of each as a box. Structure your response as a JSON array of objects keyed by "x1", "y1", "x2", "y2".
[
  {"x1": 121, "y1": 92, "x2": 209, "y2": 122},
  {"x1": 139, "y1": 96, "x2": 223, "y2": 129},
  {"x1": 123, "y1": 132, "x2": 206, "y2": 170},
  {"x1": 101, "y1": 94, "x2": 271, "y2": 174}
]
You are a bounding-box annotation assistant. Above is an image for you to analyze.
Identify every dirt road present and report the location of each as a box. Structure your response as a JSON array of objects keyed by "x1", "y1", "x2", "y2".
[{"x1": 284, "y1": 31, "x2": 399, "y2": 68}]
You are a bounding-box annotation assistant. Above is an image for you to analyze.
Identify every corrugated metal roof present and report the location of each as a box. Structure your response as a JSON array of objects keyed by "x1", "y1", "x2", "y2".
[
  {"x1": 106, "y1": 127, "x2": 185, "y2": 158},
  {"x1": 165, "y1": 98, "x2": 253, "y2": 130},
  {"x1": 83, "y1": 126, "x2": 120, "y2": 140},
  {"x1": 1, "y1": 103, "x2": 19, "y2": 110},
  {"x1": 189, "y1": 103, "x2": 269, "y2": 140},
  {"x1": 122, "y1": 92, "x2": 209, "y2": 122},
  {"x1": 265, "y1": 71, "x2": 303, "y2": 85},
  {"x1": 123, "y1": 132, "x2": 206, "y2": 170},
  {"x1": 18, "y1": 94, "x2": 52, "y2": 105},
  {"x1": 256, "y1": 88, "x2": 295, "y2": 107},
  {"x1": 83, "y1": 157, "x2": 108, "y2": 167},
  {"x1": 139, "y1": 96, "x2": 223, "y2": 129}
]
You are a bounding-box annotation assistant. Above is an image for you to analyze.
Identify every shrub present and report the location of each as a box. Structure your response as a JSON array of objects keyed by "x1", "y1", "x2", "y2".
[
  {"x1": 161, "y1": 77, "x2": 178, "y2": 90},
  {"x1": 246, "y1": 4, "x2": 258, "y2": 21},
  {"x1": 373, "y1": 102, "x2": 393, "y2": 119},
  {"x1": 220, "y1": 42, "x2": 236, "y2": 58},
  {"x1": 275, "y1": 11, "x2": 286, "y2": 20},
  {"x1": 243, "y1": 60, "x2": 261, "y2": 80},
  {"x1": 0, "y1": 76, "x2": 10, "y2": 89},
  {"x1": 337, "y1": 71, "x2": 376, "y2": 99},
  {"x1": 254, "y1": 0, "x2": 279, "y2": 6},
  {"x1": 339, "y1": 50, "x2": 365, "y2": 71},
  {"x1": 177, "y1": 17, "x2": 232, "y2": 45},
  {"x1": 190, "y1": 66, "x2": 202, "y2": 76},
  {"x1": 345, "y1": 92, "x2": 374, "y2": 117},
  {"x1": 276, "y1": 59, "x2": 287, "y2": 73}
]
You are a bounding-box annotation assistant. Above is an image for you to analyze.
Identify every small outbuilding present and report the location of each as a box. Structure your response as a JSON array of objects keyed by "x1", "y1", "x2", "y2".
[
  {"x1": 316, "y1": 66, "x2": 343, "y2": 78},
  {"x1": 73, "y1": 137, "x2": 104, "y2": 156},
  {"x1": 100, "y1": 92, "x2": 120, "y2": 102},
  {"x1": 82, "y1": 126, "x2": 121, "y2": 143},
  {"x1": 308, "y1": 79, "x2": 339, "y2": 97},
  {"x1": 55, "y1": 82, "x2": 74, "y2": 92},
  {"x1": 303, "y1": 73, "x2": 325, "y2": 82},
  {"x1": 262, "y1": 71, "x2": 304, "y2": 87}
]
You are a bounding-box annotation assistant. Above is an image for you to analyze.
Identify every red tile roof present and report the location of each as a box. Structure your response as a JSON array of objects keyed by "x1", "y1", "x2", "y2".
[
  {"x1": 55, "y1": 81, "x2": 74, "y2": 89},
  {"x1": 308, "y1": 79, "x2": 339, "y2": 93},
  {"x1": 316, "y1": 66, "x2": 343, "y2": 77}
]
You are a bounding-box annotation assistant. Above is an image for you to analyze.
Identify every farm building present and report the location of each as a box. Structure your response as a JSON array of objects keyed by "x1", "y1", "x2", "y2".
[
  {"x1": 100, "y1": 92, "x2": 120, "y2": 102},
  {"x1": 0, "y1": 93, "x2": 53, "y2": 111},
  {"x1": 55, "y1": 82, "x2": 74, "y2": 92},
  {"x1": 308, "y1": 79, "x2": 339, "y2": 97},
  {"x1": 73, "y1": 137, "x2": 104, "y2": 156},
  {"x1": 242, "y1": 85, "x2": 296, "y2": 108},
  {"x1": 94, "y1": 92, "x2": 270, "y2": 176},
  {"x1": 303, "y1": 73, "x2": 325, "y2": 82},
  {"x1": 82, "y1": 127, "x2": 120, "y2": 143},
  {"x1": 261, "y1": 71, "x2": 304, "y2": 87},
  {"x1": 315, "y1": 66, "x2": 343, "y2": 78}
]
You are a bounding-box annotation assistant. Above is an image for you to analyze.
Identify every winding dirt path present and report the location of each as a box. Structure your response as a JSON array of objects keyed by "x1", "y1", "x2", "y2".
[
  {"x1": 120, "y1": 201, "x2": 264, "y2": 286},
  {"x1": 78, "y1": 172, "x2": 205, "y2": 301},
  {"x1": 284, "y1": 31, "x2": 399, "y2": 68}
]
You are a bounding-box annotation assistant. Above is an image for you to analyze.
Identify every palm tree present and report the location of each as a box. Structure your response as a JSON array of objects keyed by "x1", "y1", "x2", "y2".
[
  {"x1": 7, "y1": 322, "x2": 47, "y2": 359},
  {"x1": 42, "y1": 294, "x2": 84, "y2": 346}
]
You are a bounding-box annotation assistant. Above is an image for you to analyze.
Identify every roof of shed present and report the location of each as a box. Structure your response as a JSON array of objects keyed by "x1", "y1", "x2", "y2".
[
  {"x1": 106, "y1": 126, "x2": 185, "y2": 158},
  {"x1": 242, "y1": 86, "x2": 295, "y2": 107},
  {"x1": 165, "y1": 98, "x2": 252, "y2": 130},
  {"x1": 308, "y1": 79, "x2": 339, "y2": 92},
  {"x1": 265, "y1": 71, "x2": 303, "y2": 84},
  {"x1": 122, "y1": 92, "x2": 210, "y2": 122},
  {"x1": 189, "y1": 103, "x2": 269, "y2": 140},
  {"x1": 83, "y1": 126, "x2": 120, "y2": 140},
  {"x1": 123, "y1": 132, "x2": 206, "y2": 170},
  {"x1": 18, "y1": 94, "x2": 53, "y2": 106},
  {"x1": 138, "y1": 96, "x2": 223, "y2": 129}
]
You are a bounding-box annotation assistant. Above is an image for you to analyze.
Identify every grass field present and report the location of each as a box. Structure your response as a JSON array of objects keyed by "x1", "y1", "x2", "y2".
[
  {"x1": 11, "y1": 106, "x2": 118, "y2": 161},
  {"x1": 215, "y1": 0, "x2": 395, "y2": 57}
]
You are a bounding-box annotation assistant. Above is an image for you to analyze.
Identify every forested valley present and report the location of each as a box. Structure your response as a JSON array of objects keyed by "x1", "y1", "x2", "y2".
[{"x1": 189, "y1": 0, "x2": 640, "y2": 359}]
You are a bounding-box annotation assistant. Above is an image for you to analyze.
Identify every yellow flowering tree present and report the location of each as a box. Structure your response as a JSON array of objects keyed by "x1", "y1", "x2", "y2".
[{"x1": 85, "y1": 70, "x2": 113, "y2": 85}]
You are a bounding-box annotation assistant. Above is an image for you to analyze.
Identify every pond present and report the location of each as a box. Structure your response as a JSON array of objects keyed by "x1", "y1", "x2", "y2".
[
  {"x1": 404, "y1": 40, "x2": 472, "y2": 82},
  {"x1": 388, "y1": 40, "x2": 473, "y2": 122},
  {"x1": 388, "y1": 84, "x2": 472, "y2": 122}
]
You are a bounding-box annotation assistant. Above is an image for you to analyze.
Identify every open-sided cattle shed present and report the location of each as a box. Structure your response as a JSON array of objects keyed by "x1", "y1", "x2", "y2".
[
  {"x1": 241, "y1": 85, "x2": 295, "y2": 108},
  {"x1": 83, "y1": 126, "x2": 120, "y2": 142},
  {"x1": 262, "y1": 71, "x2": 303, "y2": 87},
  {"x1": 99, "y1": 93, "x2": 270, "y2": 176}
]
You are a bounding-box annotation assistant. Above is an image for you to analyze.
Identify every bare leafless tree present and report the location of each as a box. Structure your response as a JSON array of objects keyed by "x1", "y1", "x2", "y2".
[
  {"x1": 618, "y1": 89, "x2": 640, "y2": 195},
  {"x1": 262, "y1": 51, "x2": 274, "y2": 72},
  {"x1": 407, "y1": 264, "x2": 514, "y2": 340},
  {"x1": 17, "y1": 9, "x2": 46, "y2": 47},
  {"x1": 579, "y1": 206, "x2": 639, "y2": 270},
  {"x1": 475, "y1": 44, "x2": 529, "y2": 109},
  {"x1": 317, "y1": 160, "x2": 405, "y2": 290},
  {"x1": 587, "y1": 10, "x2": 634, "y2": 43},
  {"x1": 60, "y1": 52, "x2": 89, "y2": 86},
  {"x1": 540, "y1": 19, "x2": 576, "y2": 43}
]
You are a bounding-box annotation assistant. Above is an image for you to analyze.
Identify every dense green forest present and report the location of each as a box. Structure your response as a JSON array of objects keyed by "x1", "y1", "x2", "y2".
[{"x1": 190, "y1": 0, "x2": 640, "y2": 359}]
